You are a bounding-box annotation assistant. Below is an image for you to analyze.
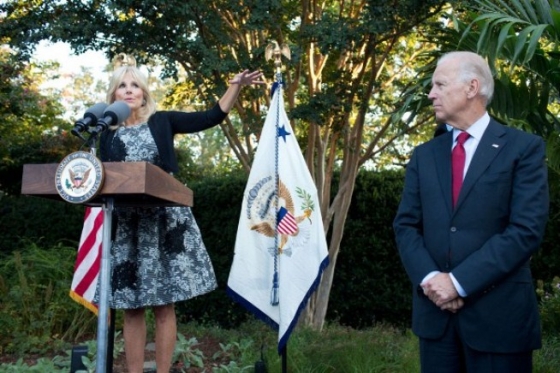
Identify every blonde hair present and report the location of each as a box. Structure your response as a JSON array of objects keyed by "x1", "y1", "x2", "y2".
[{"x1": 106, "y1": 54, "x2": 157, "y2": 128}]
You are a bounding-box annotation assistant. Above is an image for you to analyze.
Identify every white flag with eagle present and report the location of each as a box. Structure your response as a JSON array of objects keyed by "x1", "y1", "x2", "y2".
[{"x1": 227, "y1": 84, "x2": 329, "y2": 353}]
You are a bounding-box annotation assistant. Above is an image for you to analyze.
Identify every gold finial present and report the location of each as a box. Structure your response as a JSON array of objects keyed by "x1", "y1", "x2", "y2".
[
  {"x1": 112, "y1": 53, "x2": 137, "y2": 70},
  {"x1": 265, "y1": 41, "x2": 291, "y2": 69}
]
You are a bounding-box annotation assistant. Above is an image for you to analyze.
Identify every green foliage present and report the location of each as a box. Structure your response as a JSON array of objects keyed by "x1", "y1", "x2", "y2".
[
  {"x1": 1, "y1": 320, "x2": 559, "y2": 372},
  {"x1": 67, "y1": 331, "x2": 125, "y2": 372},
  {"x1": 174, "y1": 133, "x2": 247, "y2": 183},
  {"x1": 327, "y1": 169, "x2": 412, "y2": 328},
  {"x1": 259, "y1": 323, "x2": 420, "y2": 373},
  {"x1": 0, "y1": 0, "x2": 453, "y2": 172},
  {"x1": 173, "y1": 334, "x2": 205, "y2": 369},
  {"x1": 0, "y1": 50, "x2": 64, "y2": 133},
  {"x1": 399, "y1": 0, "x2": 560, "y2": 150},
  {"x1": 0, "y1": 357, "x2": 67, "y2": 372},
  {"x1": 531, "y1": 169, "x2": 560, "y2": 282},
  {"x1": 0, "y1": 195, "x2": 85, "y2": 255},
  {"x1": 535, "y1": 335, "x2": 560, "y2": 373},
  {"x1": 537, "y1": 277, "x2": 560, "y2": 335},
  {"x1": 174, "y1": 320, "x2": 422, "y2": 373},
  {"x1": 0, "y1": 243, "x2": 97, "y2": 355},
  {"x1": 211, "y1": 339, "x2": 255, "y2": 372},
  {"x1": 0, "y1": 48, "x2": 79, "y2": 195},
  {"x1": 456, "y1": 0, "x2": 560, "y2": 138}
]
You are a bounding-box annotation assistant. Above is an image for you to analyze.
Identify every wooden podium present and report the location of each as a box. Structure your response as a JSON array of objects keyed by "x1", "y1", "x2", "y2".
[
  {"x1": 21, "y1": 162, "x2": 193, "y2": 207},
  {"x1": 21, "y1": 162, "x2": 193, "y2": 373}
]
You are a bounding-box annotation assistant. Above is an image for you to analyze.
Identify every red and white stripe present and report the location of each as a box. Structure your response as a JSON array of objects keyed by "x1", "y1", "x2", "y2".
[
  {"x1": 69, "y1": 206, "x2": 103, "y2": 314},
  {"x1": 277, "y1": 211, "x2": 297, "y2": 235}
]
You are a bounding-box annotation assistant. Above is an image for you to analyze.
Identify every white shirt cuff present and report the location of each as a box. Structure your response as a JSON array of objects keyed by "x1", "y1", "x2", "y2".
[
  {"x1": 450, "y1": 273, "x2": 467, "y2": 297},
  {"x1": 421, "y1": 271, "x2": 440, "y2": 285}
]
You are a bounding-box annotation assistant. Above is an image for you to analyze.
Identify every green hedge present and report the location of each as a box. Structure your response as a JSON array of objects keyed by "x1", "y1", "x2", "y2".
[
  {"x1": 327, "y1": 170, "x2": 411, "y2": 328},
  {"x1": 1, "y1": 169, "x2": 559, "y2": 329},
  {"x1": 0, "y1": 195, "x2": 85, "y2": 253}
]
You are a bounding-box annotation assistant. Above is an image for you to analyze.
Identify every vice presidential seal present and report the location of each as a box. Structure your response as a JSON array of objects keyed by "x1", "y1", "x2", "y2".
[{"x1": 55, "y1": 151, "x2": 104, "y2": 203}]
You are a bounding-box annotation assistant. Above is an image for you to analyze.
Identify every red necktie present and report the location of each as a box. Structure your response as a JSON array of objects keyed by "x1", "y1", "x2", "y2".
[{"x1": 452, "y1": 132, "x2": 470, "y2": 208}]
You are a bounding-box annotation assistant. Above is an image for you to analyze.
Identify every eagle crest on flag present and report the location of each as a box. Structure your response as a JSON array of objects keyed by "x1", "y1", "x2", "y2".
[{"x1": 247, "y1": 177, "x2": 314, "y2": 257}]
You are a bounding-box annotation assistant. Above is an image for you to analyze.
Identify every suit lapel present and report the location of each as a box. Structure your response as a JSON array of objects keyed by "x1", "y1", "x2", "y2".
[
  {"x1": 432, "y1": 132, "x2": 454, "y2": 214},
  {"x1": 455, "y1": 119, "x2": 506, "y2": 210}
]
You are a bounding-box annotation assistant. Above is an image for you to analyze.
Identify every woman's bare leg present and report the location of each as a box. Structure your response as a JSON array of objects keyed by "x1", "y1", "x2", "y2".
[
  {"x1": 123, "y1": 308, "x2": 147, "y2": 373},
  {"x1": 153, "y1": 303, "x2": 177, "y2": 373}
]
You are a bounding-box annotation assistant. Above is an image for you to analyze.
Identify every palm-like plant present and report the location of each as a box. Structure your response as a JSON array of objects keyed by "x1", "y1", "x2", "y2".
[{"x1": 460, "y1": 0, "x2": 560, "y2": 172}]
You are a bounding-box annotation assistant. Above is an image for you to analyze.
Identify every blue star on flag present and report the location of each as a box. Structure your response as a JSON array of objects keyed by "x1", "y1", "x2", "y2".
[{"x1": 278, "y1": 125, "x2": 291, "y2": 142}]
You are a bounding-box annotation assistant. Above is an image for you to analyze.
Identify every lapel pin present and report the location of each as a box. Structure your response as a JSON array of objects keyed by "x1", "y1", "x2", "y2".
[{"x1": 492, "y1": 144, "x2": 499, "y2": 148}]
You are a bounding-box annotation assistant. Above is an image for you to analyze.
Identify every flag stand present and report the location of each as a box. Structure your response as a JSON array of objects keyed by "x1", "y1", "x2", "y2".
[{"x1": 281, "y1": 345, "x2": 287, "y2": 373}]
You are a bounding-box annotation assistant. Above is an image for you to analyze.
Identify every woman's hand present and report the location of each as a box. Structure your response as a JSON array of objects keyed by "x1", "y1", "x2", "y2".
[
  {"x1": 229, "y1": 70, "x2": 266, "y2": 86},
  {"x1": 219, "y1": 70, "x2": 266, "y2": 113}
]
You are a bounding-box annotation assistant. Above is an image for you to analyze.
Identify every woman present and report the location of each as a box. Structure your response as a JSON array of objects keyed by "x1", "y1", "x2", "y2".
[{"x1": 97, "y1": 55, "x2": 264, "y2": 373}]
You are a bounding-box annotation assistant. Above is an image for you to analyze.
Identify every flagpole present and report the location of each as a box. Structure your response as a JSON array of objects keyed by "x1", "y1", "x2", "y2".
[
  {"x1": 96, "y1": 197, "x2": 113, "y2": 372},
  {"x1": 281, "y1": 345, "x2": 287, "y2": 373},
  {"x1": 275, "y1": 85, "x2": 286, "y2": 373},
  {"x1": 87, "y1": 144, "x2": 114, "y2": 373},
  {"x1": 265, "y1": 39, "x2": 291, "y2": 373}
]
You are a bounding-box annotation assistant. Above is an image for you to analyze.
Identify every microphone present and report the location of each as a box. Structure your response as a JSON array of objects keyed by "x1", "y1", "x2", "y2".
[
  {"x1": 90, "y1": 101, "x2": 131, "y2": 136},
  {"x1": 71, "y1": 103, "x2": 109, "y2": 138}
]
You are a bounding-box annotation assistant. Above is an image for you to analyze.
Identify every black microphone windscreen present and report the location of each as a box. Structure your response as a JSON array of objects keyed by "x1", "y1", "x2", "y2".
[
  {"x1": 86, "y1": 102, "x2": 109, "y2": 118},
  {"x1": 105, "y1": 101, "x2": 131, "y2": 123}
]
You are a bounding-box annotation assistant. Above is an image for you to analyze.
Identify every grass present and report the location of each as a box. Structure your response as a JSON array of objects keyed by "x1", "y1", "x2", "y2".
[
  {"x1": 179, "y1": 320, "x2": 422, "y2": 372},
  {"x1": 2, "y1": 319, "x2": 560, "y2": 372},
  {"x1": 0, "y1": 320, "x2": 421, "y2": 372}
]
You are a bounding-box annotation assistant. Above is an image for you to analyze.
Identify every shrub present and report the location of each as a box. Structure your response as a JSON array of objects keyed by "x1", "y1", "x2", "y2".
[
  {"x1": 537, "y1": 276, "x2": 560, "y2": 335},
  {"x1": 0, "y1": 242, "x2": 97, "y2": 355}
]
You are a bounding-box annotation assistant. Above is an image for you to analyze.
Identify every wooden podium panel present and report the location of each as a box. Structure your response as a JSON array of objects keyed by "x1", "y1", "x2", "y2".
[{"x1": 21, "y1": 162, "x2": 193, "y2": 207}]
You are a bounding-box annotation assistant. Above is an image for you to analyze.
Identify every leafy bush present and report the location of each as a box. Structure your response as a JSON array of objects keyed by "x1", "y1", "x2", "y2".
[
  {"x1": 537, "y1": 276, "x2": 560, "y2": 335},
  {"x1": 0, "y1": 195, "x2": 84, "y2": 255},
  {"x1": 0, "y1": 242, "x2": 96, "y2": 355},
  {"x1": 328, "y1": 170, "x2": 412, "y2": 328}
]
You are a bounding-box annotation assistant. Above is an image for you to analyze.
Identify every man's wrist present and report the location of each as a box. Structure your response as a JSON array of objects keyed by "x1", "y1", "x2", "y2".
[{"x1": 449, "y1": 272, "x2": 467, "y2": 297}]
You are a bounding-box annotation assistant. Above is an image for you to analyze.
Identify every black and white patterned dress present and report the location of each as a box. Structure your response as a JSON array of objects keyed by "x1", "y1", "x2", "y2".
[{"x1": 98, "y1": 123, "x2": 217, "y2": 309}]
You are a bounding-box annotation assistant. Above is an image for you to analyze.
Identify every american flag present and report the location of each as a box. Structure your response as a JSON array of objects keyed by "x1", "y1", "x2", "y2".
[
  {"x1": 277, "y1": 206, "x2": 297, "y2": 235},
  {"x1": 69, "y1": 206, "x2": 103, "y2": 314}
]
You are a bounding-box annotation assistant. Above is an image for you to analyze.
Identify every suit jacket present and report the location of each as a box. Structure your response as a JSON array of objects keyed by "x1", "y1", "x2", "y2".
[{"x1": 393, "y1": 118, "x2": 549, "y2": 353}]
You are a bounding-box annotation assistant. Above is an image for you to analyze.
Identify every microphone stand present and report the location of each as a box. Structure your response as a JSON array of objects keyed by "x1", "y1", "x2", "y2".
[{"x1": 84, "y1": 130, "x2": 116, "y2": 373}]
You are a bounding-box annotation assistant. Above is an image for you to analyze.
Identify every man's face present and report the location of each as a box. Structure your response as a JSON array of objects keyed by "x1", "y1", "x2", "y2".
[{"x1": 428, "y1": 59, "x2": 470, "y2": 126}]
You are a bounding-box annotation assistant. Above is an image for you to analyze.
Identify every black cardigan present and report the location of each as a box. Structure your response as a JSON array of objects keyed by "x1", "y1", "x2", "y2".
[{"x1": 99, "y1": 103, "x2": 228, "y2": 173}]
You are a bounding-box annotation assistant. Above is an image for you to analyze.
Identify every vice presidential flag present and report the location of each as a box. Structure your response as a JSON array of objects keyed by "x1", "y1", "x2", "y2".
[
  {"x1": 69, "y1": 206, "x2": 103, "y2": 314},
  {"x1": 227, "y1": 85, "x2": 329, "y2": 352}
]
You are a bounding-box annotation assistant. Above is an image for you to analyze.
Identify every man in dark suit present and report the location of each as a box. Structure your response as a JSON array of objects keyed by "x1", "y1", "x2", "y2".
[{"x1": 393, "y1": 51, "x2": 549, "y2": 372}]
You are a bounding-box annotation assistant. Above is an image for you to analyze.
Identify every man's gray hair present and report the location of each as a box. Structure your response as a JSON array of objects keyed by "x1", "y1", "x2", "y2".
[{"x1": 438, "y1": 51, "x2": 494, "y2": 105}]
